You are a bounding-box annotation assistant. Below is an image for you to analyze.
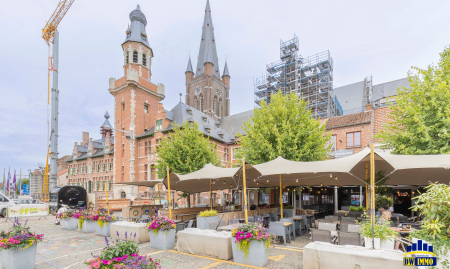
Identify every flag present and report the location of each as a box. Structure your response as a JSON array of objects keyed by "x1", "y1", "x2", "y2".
[
  {"x1": 6, "y1": 168, "x2": 10, "y2": 191},
  {"x1": 13, "y1": 170, "x2": 16, "y2": 192},
  {"x1": 2, "y1": 169, "x2": 4, "y2": 190},
  {"x1": 18, "y1": 169, "x2": 21, "y2": 192}
]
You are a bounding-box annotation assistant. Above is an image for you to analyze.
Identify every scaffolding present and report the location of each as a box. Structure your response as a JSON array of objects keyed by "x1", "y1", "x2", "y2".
[{"x1": 254, "y1": 34, "x2": 342, "y2": 119}]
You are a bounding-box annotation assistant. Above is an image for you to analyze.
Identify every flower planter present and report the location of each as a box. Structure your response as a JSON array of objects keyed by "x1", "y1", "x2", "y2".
[
  {"x1": 61, "y1": 218, "x2": 78, "y2": 230},
  {"x1": 196, "y1": 215, "x2": 219, "y2": 230},
  {"x1": 283, "y1": 209, "x2": 295, "y2": 218},
  {"x1": 380, "y1": 238, "x2": 395, "y2": 250},
  {"x1": 364, "y1": 237, "x2": 381, "y2": 249},
  {"x1": 231, "y1": 237, "x2": 268, "y2": 267},
  {"x1": 149, "y1": 229, "x2": 175, "y2": 250},
  {"x1": 96, "y1": 222, "x2": 114, "y2": 236},
  {"x1": 0, "y1": 244, "x2": 37, "y2": 269},
  {"x1": 79, "y1": 220, "x2": 96, "y2": 233},
  {"x1": 412, "y1": 237, "x2": 450, "y2": 269}
]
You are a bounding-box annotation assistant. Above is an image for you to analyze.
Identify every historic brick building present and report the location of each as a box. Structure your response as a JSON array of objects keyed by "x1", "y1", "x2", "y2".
[
  {"x1": 65, "y1": 2, "x2": 409, "y2": 206},
  {"x1": 66, "y1": 113, "x2": 115, "y2": 199}
]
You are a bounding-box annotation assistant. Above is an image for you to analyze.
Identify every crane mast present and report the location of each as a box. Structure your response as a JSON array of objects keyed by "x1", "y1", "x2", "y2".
[{"x1": 41, "y1": 0, "x2": 74, "y2": 200}]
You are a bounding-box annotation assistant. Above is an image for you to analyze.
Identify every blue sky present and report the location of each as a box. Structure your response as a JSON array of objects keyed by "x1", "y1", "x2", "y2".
[{"x1": 0, "y1": 0, "x2": 449, "y2": 174}]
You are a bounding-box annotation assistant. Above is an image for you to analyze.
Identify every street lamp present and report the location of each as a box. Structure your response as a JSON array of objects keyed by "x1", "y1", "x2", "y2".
[{"x1": 102, "y1": 114, "x2": 136, "y2": 201}]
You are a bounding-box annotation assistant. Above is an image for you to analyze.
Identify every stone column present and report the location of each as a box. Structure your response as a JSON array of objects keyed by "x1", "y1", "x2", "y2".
[{"x1": 334, "y1": 186, "x2": 338, "y2": 214}]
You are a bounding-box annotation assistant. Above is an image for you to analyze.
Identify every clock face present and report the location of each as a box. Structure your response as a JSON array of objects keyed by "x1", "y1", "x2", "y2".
[
  {"x1": 194, "y1": 86, "x2": 201, "y2": 95},
  {"x1": 215, "y1": 88, "x2": 221, "y2": 98}
]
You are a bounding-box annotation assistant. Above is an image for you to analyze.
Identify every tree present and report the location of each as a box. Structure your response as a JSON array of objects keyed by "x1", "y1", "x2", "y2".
[
  {"x1": 155, "y1": 121, "x2": 221, "y2": 180},
  {"x1": 237, "y1": 91, "x2": 331, "y2": 164},
  {"x1": 15, "y1": 178, "x2": 30, "y2": 195},
  {"x1": 156, "y1": 121, "x2": 221, "y2": 208},
  {"x1": 378, "y1": 46, "x2": 450, "y2": 154}
]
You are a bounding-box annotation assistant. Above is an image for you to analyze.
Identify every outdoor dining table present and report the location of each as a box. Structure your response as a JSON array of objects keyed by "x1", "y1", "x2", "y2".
[
  {"x1": 305, "y1": 214, "x2": 314, "y2": 229},
  {"x1": 217, "y1": 224, "x2": 242, "y2": 231}
]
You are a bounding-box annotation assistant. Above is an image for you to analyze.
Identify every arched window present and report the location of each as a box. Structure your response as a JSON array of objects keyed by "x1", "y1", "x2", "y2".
[
  {"x1": 120, "y1": 191, "x2": 126, "y2": 198},
  {"x1": 213, "y1": 96, "x2": 218, "y2": 115},
  {"x1": 194, "y1": 97, "x2": 198, "y2": 110},
  {"x1": 200, "y1": 94, "x2": 204, "y2": 112},
  {"x1": 133, "y1": 51, "x2": 138, "y2": 63},
  {"x1": 218, "y1": 99, "x2": 222, "y2": 117},
  {"x1": 143, "y1": 53, "x2": 147, "y2": 66},
  {"x1": 126, "y1": 54, "x2": 129, "y2": 64}
]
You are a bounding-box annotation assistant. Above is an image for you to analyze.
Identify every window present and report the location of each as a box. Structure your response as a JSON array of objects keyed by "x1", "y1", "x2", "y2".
[
  {"x1": 218, "y1": 100, "x2": 222, "y2": 117},
  {"x1": 223, "y1": 148, "x2": 228, "y2": 162},
  {"x1": 194, "y1": 97, "x2": 198, "y2": 110},
  {"x1": 213, "y1": 96, "x2": 218, "y2": 115},
  {"x1": 126, "y1": 55, "x2": 129, "y2": 64},
  {"x1": 144, "y1": 104, "x2": 148, "y2": 114},
  {"x1": 327, "y1": 134, "x2": 337, "y2": 151},
  {"x1": 109, "y1": 163, "x2": 113, "y2": 171},
  {"x1": 347, "y1": 132, "x2": 361, "y2": 147},
  {"x1": 200, "y1": 95, "x2": 204, "y2": 111},
  {"x1": 109, "y1": 180, "x2": 112, "y2": 190},
  {"x1": 122, "y1": 144, "x2": 125, "y2": 158},
  {"x1": 155, "y1": 120, "x2": 163, "y2": 131},
  {"x1": 105, "y1": 145, "x2": 109, "y2": 153},
  {"x1": 122, "y1": 102, "x2": 125, "y2": 112},
  {"x1": 143, "y1": 54, "x2": 147, "y2": 66},
  {"x1": 232, "y1": 148, "x2": 239, "y2": 160},
  {"x1": 145, "y1": 142, "x2": 151, "y2": 155},
  {"x1": 133, "y1": 51, "x2": 138, "y2": 63},
  {"x1": 121, "y1": 191, "x2": 126, "y2": 198}
]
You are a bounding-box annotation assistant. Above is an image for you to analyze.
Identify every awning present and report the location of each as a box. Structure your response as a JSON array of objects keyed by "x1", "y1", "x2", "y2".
[{"x1": 115, "y1": 179, "x2": 164, "y2": 188}]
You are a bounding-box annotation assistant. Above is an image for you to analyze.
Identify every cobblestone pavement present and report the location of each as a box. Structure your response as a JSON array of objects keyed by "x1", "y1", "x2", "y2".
[{"x1": 0, "y1": 217, "x2": 307, "y2": 269}]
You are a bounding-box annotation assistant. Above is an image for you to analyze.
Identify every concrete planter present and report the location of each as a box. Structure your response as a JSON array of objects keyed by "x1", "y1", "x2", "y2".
[
  {"x1": 412, "y1": 237, "x2": 450, "y2": 269},
  {"x1": 79, "y1": 220, "x2": 96, "y2": 233},
  {"x1": 96, "y1": 222, "x2": 114, "y2": 237},
  {"x1": 231, "y1": 237, "x2": 269, "y2": 267},
  {"x1": 149, "y1": 229, "x2": 175, "y2": 250},
  {"x1": 380, "y1": 238, "x2": 395, "y2": 250},
  {"x1": 0, "y1": 244, "x2": 37, "y2": 269},
  {"x1": 196, "y1": 215, "x2": 219, "y2": 230},
  {"x1": 364, "y1": 237, "x2": 381, "y2": 249},
  {"x1": 61, "y1": 218, "x2": 78, "y2": 230},
  {"x1": 283, "y1": 209, "x2": 295, "y2": 218}
]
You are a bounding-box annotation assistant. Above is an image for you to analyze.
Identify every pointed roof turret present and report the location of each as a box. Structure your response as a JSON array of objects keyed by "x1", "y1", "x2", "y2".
[
  {"x1": 101, "y1": 111, "x2": 113, "y2": 130},
  {"x1": 186, "y1": 57, "x2": 194, "y2": 73},
  {"x1": 123, "y1": 5, "x2": 151, "y2": 49},
  {"x1": 222, "y1": 61, "x2": 230, "y2": 77},
  {"x1": 195, "y1": 0, "x2": 220, "y2": 77}
]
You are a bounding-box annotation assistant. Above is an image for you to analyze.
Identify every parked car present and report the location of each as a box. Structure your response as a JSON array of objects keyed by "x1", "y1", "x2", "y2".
[{"x1": 0, "y1": 193, "x2": 19, "y2": 217}]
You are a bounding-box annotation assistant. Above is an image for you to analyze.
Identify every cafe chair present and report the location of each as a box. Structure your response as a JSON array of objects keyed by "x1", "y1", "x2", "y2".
[
  {"x1": 294, "y1": 215, "x2": 308, "y2": 232},
  {"x1": 311, "y1": 229, "x2": 332, "y2": 243},
  {"x1": 269, "y1": 212, "x2": 279, "y2": 222},
  {"x1": 229, "y1": 219, "x2": 240, "y2": 225},
  {"x1": 139, "y1": 215, "x2": 150, "y2": 223},
  {"x1": 186, "y1": 220, "x2": 194, "y2": 228},
  {"x1": 318, "y1": 222, "x2": 338, "y2": 243},
  {"x1": 341, "y1": 217, "x2": 356, "y2": 223},
  {"x1": 325, "y1": 215, "x2": 339, "y2": 222},
  {"x1": 319, "y1": 219, "x2": 333, "y2": 223},
  {"x1": 282, "y1": 217, "x2": 301, "y2": 237},
  {"x1": 340, "y1": 223, "x2": 349, "y2": 232},
  {"x1": 347, "y1": 224, "x2": 360, "y2": 233},
  {"x1": 176, "y1": 222, "x2": 185, "y2": 233},
  {"x1": 338, "y1": 231, "x2": 361, "y2": 246},
  {"x1": 269, "y1": 222, "x2": 290, "y2": 247}
]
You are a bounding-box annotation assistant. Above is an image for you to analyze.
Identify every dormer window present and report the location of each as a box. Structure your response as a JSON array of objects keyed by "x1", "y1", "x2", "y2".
[
  {"x1": 186, "y1": 108, "x2": 192, "y2": 115},
  {"x1": 133, "y1": 51, "x2": 138, "y2": 63},
  {"x1": 206, "y1": 128, "x2": 210, "y2": 133},
  {"x1": 215, "y1": 122, "x2": 220, "y2": 127},
  {"x1": 202, "y1": 116, "x2": 207, "y2": 122},
  {"x1": 143, "y1": 54, "x2": 147, "y2": 66},
  {"x1": 219, "y1": 134, "x2": 224, "y2": 139}
]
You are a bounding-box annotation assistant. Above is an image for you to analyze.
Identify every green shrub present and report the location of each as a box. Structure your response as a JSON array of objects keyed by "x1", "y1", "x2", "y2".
[
  {"x1": 198, "y1": 210, "x2": 218, "y2": 217},
  {"x1": 375, "y1": 195, "x2": 393, "y2": 209},
  {"x1": 349, "y1": 205, "x2": 365, "y2": 211}
]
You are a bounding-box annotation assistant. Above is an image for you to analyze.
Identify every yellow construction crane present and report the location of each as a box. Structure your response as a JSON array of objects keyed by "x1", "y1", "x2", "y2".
[{"x1": 41, "y1": 0, "x2": 75, "y2": 201}]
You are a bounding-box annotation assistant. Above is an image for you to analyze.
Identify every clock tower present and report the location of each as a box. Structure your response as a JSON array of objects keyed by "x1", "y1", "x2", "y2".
[{"x1": 185, "y1": 0, "x2": 230, "y2": 120}]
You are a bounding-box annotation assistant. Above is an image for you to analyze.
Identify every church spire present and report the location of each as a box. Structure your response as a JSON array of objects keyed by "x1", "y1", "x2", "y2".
[
  {"x1": 186, "y1": 57, "x2": 193, "y2": 73},
  {"x1": 195, "y1": 0, "x2": 220, "y2": 78},
  {"x1": 123, "y1": 5, "x2": 150, "y2": 49},
  {"x1": 222, "y1": 60, "x2": 229, "y2": 77}
]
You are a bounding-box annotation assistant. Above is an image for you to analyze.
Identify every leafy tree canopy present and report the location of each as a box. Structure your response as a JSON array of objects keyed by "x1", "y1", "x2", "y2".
[
  {"x1": 378, "y1": 46, "x2": 450, "y2": 154},
  {"x1": 237, "y1": 91, "x2": 331, "y2": 164},
  {"x1": 155, "y1": 121, "x2": 221, "y2": 179}
]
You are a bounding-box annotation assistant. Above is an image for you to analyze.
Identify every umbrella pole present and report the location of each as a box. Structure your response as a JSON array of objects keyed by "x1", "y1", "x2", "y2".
[
  {"x1": 280, "y1": 174, "x2": 283, "y2": 219},
  {"x1": 167, "y1": 166, "x2": 172, "y2": 220},
  {"x1": 370, "y1": 143, "x2": 376, "y2": 249},
  {"x1": 104, "y1": 181, "x2": 110, "y2": 215},
  {"x1": 210, "y1": 179, "x2": 212, "y2": 210},
  {"x1": 242, "y1": 158, "x2": 248, "y2": 223},
  {"x1": 365, "y1": 162, "x2": 369, "y2": 211}
]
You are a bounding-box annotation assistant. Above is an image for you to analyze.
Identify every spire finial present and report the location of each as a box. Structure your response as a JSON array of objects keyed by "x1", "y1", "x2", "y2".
[
  {"x1": 136, "y1": 4, "x2": 141, "y2": 11},
  {"x1": 104, "y1": 111, "x2": 110, "y2": 119}
]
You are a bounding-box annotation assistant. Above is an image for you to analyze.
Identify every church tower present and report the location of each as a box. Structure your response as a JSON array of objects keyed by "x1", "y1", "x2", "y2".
[
  {"x1": 185, "y1": 0, "x2": 230, "y2": 120},
  {"x1": 108, "y1": 5, "x2": 165, "y2": 194}
]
